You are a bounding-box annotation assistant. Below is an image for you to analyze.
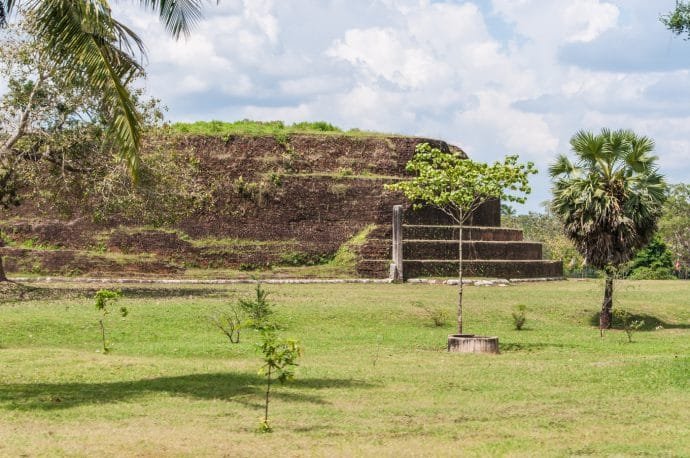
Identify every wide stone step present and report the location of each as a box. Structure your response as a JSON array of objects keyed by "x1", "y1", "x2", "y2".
[
  {"x1": 355, "y1": 259, "x2": 563, "y2": 279},
  {"x1": 403, "y1": 260, "x2": 563, "y2": 279},
  {"x1": 403, "y1": 225, "x2": 524, "y2": 241},
  {"x1": 403, "y1": 201, "x2": 500, "y2": 227},
  {"x1": 356, "y1": 239, "x2": 391, "y2": 259},
  {"x1": 355, "y1": 259, "x2": 391, "y2": 278},
  {"x1": 404, "y1": 240, "x2": 542, "y2": 261}
]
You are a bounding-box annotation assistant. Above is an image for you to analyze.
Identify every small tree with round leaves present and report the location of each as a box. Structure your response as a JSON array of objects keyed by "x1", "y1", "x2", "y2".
[{"x1": 387, "y1": 142, "x2": 536, "y2": 335}]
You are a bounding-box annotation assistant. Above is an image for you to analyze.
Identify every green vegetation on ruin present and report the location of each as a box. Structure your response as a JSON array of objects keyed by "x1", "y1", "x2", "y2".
[
  {"x1": 165, "y1": 119, "x2": 396, "y2": 138},
  {"x1": 0, "y1": 280, "x2": 688, "y2": 455}
]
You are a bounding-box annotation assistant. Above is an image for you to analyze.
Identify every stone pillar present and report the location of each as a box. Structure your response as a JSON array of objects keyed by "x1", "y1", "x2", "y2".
[{"x1": 390, "y1": 205, "x2": 404, "y2": 282}]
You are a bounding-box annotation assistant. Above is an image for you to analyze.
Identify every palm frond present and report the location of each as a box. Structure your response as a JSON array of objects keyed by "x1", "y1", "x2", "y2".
[
  {"x1": 0, "y1": 0, "x2": 16, "y2": 27},
  {"x1": 32, "y1": 0, "x2": 143, "y2": 179},
  {"x1": 625, "y1": 134, "x2": 656, "y2": 173},
  {"x1": 136, "y1": 0, "x2": 204, "y2": 38},
  {"x1": 548, "y1": 154, "x2": 577, "y2": 178},
  {"x1": 570, "y1": 129, "x2": 604, "y2": 170}
]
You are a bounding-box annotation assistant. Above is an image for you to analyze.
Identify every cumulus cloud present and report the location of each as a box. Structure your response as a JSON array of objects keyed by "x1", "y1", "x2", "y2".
[{"x1": 95, "y1": 0, "x2": 690, "y2": 211}]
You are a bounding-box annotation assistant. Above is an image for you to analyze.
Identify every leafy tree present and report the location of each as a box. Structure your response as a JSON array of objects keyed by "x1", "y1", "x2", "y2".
[
  {"x1": 658, "y1": 183, "x2": 690, "y2": 266},
  {"x1": 550, "y1": 129, "x2": 667, "y2": 329},
  {"x1": 624, "y1": 235, "x2": 675, "y2": 280},
  {"x1": 0, "y1": 13, "x2": 213, "y2": 278},
  {"x1": 500, "y1": 203, "x2": 516, "y2": 219},
  {"x1": 661, "y1": 1, "x2": 690, "y2": 38},
  {"x1": 503, "y1": 211, "x2": 584, "y2": 274},
  {"x1": 387, "y1": 142, "x2": 536, "y2": 335},
  {"x1": 1, "y1": 0, "x2": 205, "y2": 176}
]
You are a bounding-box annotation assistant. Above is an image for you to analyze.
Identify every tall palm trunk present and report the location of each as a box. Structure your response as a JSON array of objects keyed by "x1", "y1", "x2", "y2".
[{"x1": 600, "y1": 273, "x2": 614, "y2": 329}]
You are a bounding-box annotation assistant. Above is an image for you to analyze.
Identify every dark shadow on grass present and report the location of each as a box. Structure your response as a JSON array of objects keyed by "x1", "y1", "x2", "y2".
[
  {"x1": 0, "y1": 372, "x2": 373, "y2": 411},
  {"x1": 111, "y1": 287, "x2": 230, "y2": 299},
  {"x1": 500, "y1": 342, "x2": 574, "y2": 352},
  {"x1": 0, "y1": 285, "x2": 230, "y2": 304},
  {"x1": 588, "y1": 312, "x2": 690, "y2": 331}
]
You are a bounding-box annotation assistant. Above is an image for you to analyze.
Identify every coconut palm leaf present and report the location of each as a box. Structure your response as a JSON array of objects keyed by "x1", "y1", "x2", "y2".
[{"x1": 30, "y1": 0, "x2": 143, "y2": 179}]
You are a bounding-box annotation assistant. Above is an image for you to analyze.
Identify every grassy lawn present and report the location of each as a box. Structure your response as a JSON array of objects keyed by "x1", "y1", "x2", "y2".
[{"x1": 0, "y1": 280, "x2": 688, "y2": 456}]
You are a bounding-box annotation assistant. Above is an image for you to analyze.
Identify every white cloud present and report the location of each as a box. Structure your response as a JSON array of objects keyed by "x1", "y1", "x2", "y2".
[
  {"x1": 564, "y1": 0, "x2": 620, "y2": 43},
  {"x1": 327, "y1": 28, "x2": 440, "y2": 88},
  {"x1": 81, "y1": 0, "x2": 690, "y2": 211},
  {"x1": 492, "y1": 0, "x2": 619, "y2": 44}
]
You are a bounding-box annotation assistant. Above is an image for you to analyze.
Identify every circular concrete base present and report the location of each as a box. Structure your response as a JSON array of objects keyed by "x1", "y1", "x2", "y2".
[{"x1": 447, "y1": 334, "x2": 499, "y2": 354}]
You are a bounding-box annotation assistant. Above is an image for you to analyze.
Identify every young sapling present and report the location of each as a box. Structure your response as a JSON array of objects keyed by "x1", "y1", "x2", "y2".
[{"x1": 93, "y1": 289, "x2": 126, "y2": 353}]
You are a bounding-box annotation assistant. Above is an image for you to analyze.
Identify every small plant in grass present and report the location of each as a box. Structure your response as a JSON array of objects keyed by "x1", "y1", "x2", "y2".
[
  {"x1": 613, "y1": 308, "x2": 645, "y2": 343},
  {"x1": 512, "y1": 304, "x2": 527, "y2": 330},
  {"x1": 93, "y1": 289, "x2": 126, "y2": 353},
  {"x1": 239, "y1": 283, "x2": 275, "y2": 330},
  {"x1": 414, "y1": 301, "x2": 449, "y2": 327},
  {"x1": 257, "y1": 329, "x2": 302, "y2": 433},
  {"x1": 209, "y1": 304, "x2": 246, "y2": 344}
]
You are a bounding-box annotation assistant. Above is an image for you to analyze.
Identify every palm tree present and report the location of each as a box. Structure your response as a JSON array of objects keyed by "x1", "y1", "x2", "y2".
[
  {"x1": 549, "y1": 129, "x2": 666, "y2": 329},
  {"x1": 1, "y1": 0, "x2": 205, "y2": 178}
]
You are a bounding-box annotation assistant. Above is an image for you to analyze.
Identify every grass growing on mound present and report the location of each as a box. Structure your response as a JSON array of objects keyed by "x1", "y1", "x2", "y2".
[
  {"x1": 165, "y1": 119, "x2": 394, "y2": 137},
  {"x1": 0, "y1": 280, "x2": 688, "y2": 455}
]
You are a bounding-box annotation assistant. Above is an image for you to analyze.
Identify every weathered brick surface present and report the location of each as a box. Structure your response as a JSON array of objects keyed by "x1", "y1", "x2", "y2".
[
  {"x1": 403, "y1": 260, "x2": 563, "y2": 279},
  {"x1": 0, "y1": 133, "x2": 560, "y2": 278},
  {"x1": 403, "y1": 240, "x2": 543, "y2": 261}
]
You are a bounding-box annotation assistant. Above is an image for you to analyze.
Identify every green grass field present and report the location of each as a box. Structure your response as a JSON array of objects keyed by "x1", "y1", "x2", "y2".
[{"x1": 1, "y1": 280, "x2": 688, "y2": 456}]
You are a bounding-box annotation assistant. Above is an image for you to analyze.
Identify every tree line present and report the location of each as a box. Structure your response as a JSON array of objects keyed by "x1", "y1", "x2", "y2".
[{"x1": 503, "y1": 184, "x2": 690, "y2": 281}]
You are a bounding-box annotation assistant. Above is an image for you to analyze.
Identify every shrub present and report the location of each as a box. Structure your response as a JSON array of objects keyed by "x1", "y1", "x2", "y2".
[
  {"x1": 624, "y1": 235, "x2": 675, "y2": 279},
  {"x1": 512, "y1": 304, "x2": 527, "y2": 330},
  {"x1": 414, "y1": 302, "x2": 449, "y2": 327},
  {"x1": 328, "y1": 183, "x2": 349, "y2": 197},
  {"x1": 291, "y1": 121, "x2": 341, "y2": 132},
  {"x1": 209, "y1": 305, "x2": 246, "y2": 344},
  {"x1": 239, "y1": 283, "x2": 275, "y2": 330},
  {"x1": 278, "y1": 251, "x2": 330, "y2": 267},
  {"x1": 613, "y1": 308, "x2": 645, "y2": 343},
  {"x1": 627, "y1": 266, "x2": 676, "y2": 280}
]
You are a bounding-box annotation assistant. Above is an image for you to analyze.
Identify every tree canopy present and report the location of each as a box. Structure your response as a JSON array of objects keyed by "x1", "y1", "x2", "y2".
[
  {"x1": 388, "y1": 143, "x2": 536, "y2": 225},
  {"x1": 0, "y1": 0, "x2": 206, "y2": 179},
  {"x1": 661, "y1": 1, "x2": 690, "y2": 39}
]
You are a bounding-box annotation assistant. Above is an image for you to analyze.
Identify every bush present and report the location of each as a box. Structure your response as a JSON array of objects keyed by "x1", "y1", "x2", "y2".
[
  {"x1": 624, "y1": 235, "x2": 675, "y2": 279},
  {"x1": 627, "y1": 266, "x2": 676, "y2": 280},
  {"x1": 239, "y1": 283, "x2": 275, "y2": 329},
  {"x1": 413, "y1": 302, "x2": 449, "y2": 327},
  {"x1": 512, "y1": 304, "x2": 527, "y2": 330},
  {"x1": 278, "y1": 251, "x2": 330, "y2": 267},
  {"x1": 613, "y1": 308, "x2": 645, "y2": 343}
]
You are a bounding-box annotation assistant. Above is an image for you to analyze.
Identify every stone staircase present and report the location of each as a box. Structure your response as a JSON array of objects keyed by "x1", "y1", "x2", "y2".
[{"x1": 355, "y1": 206, "x2": 563, "y2": 280}]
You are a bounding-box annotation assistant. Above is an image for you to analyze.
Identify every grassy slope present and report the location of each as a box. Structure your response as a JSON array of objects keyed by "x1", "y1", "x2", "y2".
[{"x1": 0, "y1": 280, "x2": 688, "y2": 456}]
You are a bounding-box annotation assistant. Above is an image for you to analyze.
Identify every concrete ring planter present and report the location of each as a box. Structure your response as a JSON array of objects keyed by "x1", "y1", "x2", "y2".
[{"x1": 447, "y1": 334, "x2": 499, "y2": 354}]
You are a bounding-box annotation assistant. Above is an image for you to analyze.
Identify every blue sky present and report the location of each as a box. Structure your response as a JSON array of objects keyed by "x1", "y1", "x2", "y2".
[{"x1": 109, "y1": 0, "x2": 690, "y2": 212}]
